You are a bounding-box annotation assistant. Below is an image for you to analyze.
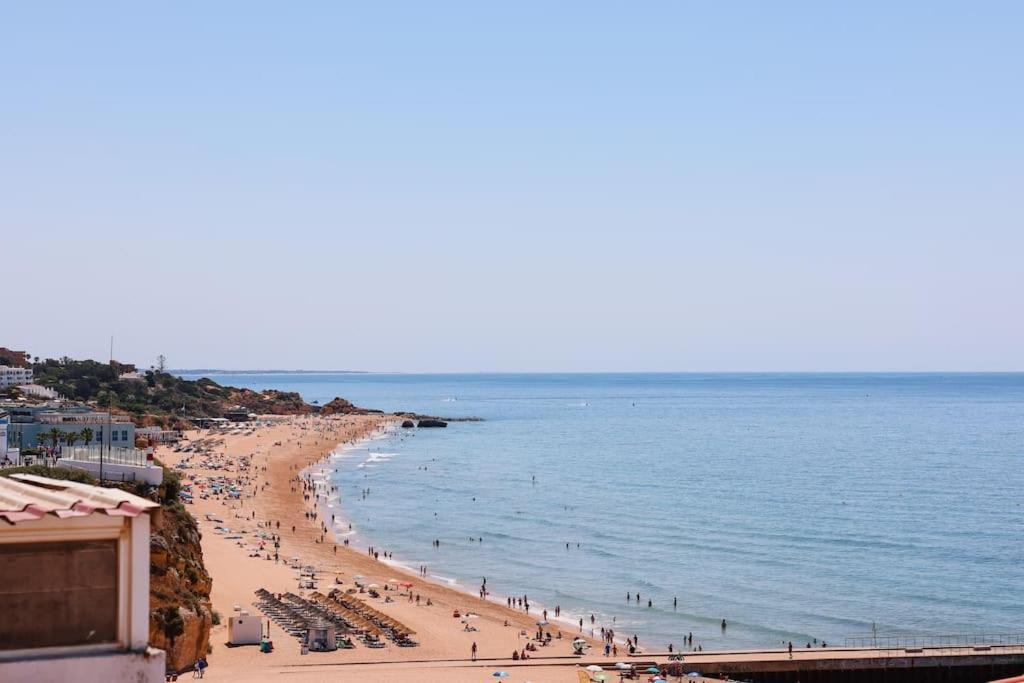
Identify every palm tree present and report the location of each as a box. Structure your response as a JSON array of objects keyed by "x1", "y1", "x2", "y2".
[
  {"x1": 81, "y1": 427, "x2": 95, "y2": 445},
  {"x1": 47, "y1": 428, "x2": 64, "y2": 449},
  {"x1": 35, "y1": 433, "x2": 49, "y2": 447},
  {"x1": 64, "y1": 431, "x2": 79, "y2": 447}
]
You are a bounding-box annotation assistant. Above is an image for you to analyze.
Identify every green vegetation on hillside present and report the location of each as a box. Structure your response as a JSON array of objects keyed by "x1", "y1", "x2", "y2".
[{"x1": 30, "y1": 357, "x2": 312, "y2": 427}]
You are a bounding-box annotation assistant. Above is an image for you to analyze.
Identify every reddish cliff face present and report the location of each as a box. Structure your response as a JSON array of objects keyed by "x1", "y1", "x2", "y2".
[
  {"x1": 224, "y1": 388, "x2": 316, "y2": 415},
  {"x1": 319, "y1": 396, "x2": 380, "y2": 415},
  {"x1": 148, "y1": 486, "x2": 213, "y2": 673}
]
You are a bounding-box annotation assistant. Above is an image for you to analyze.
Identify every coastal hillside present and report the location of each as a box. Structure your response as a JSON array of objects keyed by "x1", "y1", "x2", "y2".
[
  {"x1": 29, "y1": 357, "x2": 321, "y2": 427},
  {"x1": 26, "y1": 357, "x2": 475, "y2": 428}
]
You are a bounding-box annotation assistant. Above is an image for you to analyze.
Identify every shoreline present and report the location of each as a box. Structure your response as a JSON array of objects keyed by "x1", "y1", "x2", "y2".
[
  {"x1": 157, "y1": 414, "x2": 605, "y2": 682},
  {"x1": 304, "y1": 424, "x2": 622, "y2": 647}
]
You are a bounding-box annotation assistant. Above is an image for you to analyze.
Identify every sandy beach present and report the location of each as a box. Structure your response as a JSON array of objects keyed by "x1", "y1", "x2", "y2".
[{"x1": 158, "y1": 415, "x2": 617, "y2": 683}]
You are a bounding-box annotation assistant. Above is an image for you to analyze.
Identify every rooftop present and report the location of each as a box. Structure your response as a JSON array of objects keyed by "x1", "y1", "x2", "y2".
[{"x1": 0, "y1": 473, "x2": 158, "y2": 525}]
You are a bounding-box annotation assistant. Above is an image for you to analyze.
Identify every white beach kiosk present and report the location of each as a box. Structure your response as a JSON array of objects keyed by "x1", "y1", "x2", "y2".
[
  {"x1": 228, "y1": 610, "x2": 263, "y2": 645},
  {"x1": 0, "y1": 474, "x2": 165, "y2": 682}
]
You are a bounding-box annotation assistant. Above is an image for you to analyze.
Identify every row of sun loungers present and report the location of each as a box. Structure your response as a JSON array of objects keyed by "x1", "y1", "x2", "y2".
[
  {"x1": 254, "y1": 588, "x2": 419, "y2": 649},
  {"x1": 327, "y1": 589, "x2": 418, "y2": 647},
  {"x1": 307, "y1": 592, "x2": 386, "y2": 646},
  {"x1": 254, "y1": 589, "x2": 355, "y2": 648},
  {"x1": 254, "y1": 589, "x2": 308, "y2": 639}
]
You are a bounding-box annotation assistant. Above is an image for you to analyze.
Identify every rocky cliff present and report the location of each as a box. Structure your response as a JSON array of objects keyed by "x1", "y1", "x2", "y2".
[
  {"x1": 148, "y1": 474, "x2": 213, "y2": 673},
  {"x1": 319, "y1": 396, "x2": 384, "y2": 415}
]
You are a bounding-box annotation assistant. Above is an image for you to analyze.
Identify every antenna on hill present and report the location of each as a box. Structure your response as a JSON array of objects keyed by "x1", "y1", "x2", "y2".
[{"x1": 102, "y1": 335, "x2": 113, "y2": 482}]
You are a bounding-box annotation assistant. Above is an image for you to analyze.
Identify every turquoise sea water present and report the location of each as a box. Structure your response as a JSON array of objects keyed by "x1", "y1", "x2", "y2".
[{"x1": 181, "y1": 372, "x2": 1023, "y2": 649}]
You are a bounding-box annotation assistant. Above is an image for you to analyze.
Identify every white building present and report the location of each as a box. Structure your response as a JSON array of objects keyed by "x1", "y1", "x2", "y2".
[
  {"x1": 0, "y1": 474, "x2": 165, "y2": 682},
  {"x1": 135, "y1": 426, "x2": 183, "y2": 444},
  {"x1": 13, "y1": 384, "x2": 58, "y2": 400},
  {"x1": 0, "y1": 410, "x2": 8, "y2": 462},
  {"x1": 0, "y1": 367, "x2": 33, "y2": 389}
]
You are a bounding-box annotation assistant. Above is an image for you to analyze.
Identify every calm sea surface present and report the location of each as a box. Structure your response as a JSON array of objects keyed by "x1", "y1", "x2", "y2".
[{"x1": 180, "y1": 372, "x2": 1023, "y2": 649}]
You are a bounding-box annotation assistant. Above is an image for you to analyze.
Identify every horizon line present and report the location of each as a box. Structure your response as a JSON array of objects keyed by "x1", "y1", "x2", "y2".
[{"x1": 170, "y1": 368, "x2": 1024, "y2": 375}]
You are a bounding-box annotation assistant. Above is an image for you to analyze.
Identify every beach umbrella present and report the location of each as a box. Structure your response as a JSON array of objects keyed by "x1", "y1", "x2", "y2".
[
  {"x1": 688, "y1": 673, "x2": 702, "y2": 678},
  {"x1": 615, "y1": 662, "x2": 630, "y2": 669},
  {"x1": 586, "y1": 665, "x2": 604, "y2": 672},
  {"x1": 645, "y1": 667, "x2": 661, "y2": 673},
  {"x1": 367, "y1": 583, "x2": 379, "y2": 589},
  {"x1": 536, "y1": 620, "x2": 549, "y2": 626},
  {"x1": 492, "y1": 672, "x2": 509, "y2": 678}
]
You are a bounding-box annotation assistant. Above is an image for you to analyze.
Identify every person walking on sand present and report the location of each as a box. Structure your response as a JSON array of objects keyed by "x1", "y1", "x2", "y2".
[
  {"x1": 788, "y1": 641, "x2": 793, "y2": 659},
  {"x1": 471, "y1": 641, "x2": 478, "y2": 661}
]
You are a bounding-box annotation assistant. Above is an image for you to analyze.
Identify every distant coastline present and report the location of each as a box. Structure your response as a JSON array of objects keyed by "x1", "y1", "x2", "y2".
[{"x1": 173, "y1": 369, "x2": 370, "y2": 375}]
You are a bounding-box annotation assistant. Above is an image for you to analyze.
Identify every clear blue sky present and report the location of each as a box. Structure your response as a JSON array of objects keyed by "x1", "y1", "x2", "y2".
[{"x1": 3, "y1": 3, "x2": 1022, "y2": 371}]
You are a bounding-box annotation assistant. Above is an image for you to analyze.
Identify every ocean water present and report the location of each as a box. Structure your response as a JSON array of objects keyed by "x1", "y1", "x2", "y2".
[{"x1": 180, "y1": 372, "x2": 1024, "y2": 649}]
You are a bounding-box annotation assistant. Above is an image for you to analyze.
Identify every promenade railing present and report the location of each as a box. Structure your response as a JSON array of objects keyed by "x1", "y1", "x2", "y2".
[
  {"x1": 843, "y1": 633, "x2": 1024, "y2": 654},
  {"x1": 59, "y1": 445, "x2": 148, "y2": 467}
]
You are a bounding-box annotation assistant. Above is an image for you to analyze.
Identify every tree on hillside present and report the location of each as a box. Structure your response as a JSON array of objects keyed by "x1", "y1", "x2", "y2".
[{"x1": 157, "y1": 354, "x2": 167, "y2": 372}]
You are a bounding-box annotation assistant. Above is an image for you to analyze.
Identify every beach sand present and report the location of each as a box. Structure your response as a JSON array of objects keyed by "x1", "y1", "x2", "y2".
[{"x1": 157, "y1": 415, "x2": 610, "y2": 682}]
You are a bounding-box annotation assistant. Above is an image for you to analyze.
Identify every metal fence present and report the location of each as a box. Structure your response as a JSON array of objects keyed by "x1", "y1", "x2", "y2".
[
  {"x1": 59, "y1": 445, "x2": 148, "y2": 467},
  {"x1": 843, "y1": 633, "x2": 1024, "y2": 653}
]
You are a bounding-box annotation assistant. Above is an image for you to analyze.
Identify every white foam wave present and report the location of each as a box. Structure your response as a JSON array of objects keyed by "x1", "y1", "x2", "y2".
[{"x1": 430, "y1": 573, "x2": 460, "y2": 587}]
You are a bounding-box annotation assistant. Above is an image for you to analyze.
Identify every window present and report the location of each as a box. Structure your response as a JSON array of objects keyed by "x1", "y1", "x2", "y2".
[
  {"x1": 112, "y1": 430, "x2": 118, "y2": 442},
  {"x1": 96, "y1": 428, "x2": 103, "y2": 443},
  {"x1": 0, "y1": 540, "x2": 119, "y2": 650},
  {"x1": 121, "y1": 430, "x2": 128, "y2": 442}
]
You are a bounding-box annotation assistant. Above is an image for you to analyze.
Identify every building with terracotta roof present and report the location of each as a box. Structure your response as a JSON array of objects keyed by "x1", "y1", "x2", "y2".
[
  {"x1": 0, "y1": 348, "x2": 30, "y2": 368},
  {"x1": 0, "y1": 474, "x2": 165, "y2": 682}
]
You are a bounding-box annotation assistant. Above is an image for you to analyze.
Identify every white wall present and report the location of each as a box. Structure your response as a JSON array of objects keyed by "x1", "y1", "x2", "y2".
[
  {"x1": 0, "y1": 647, "x2": 165, "y2": 683},
  {"x1": 57, "y1": 459, "x2": 164, "y2": 485}
]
